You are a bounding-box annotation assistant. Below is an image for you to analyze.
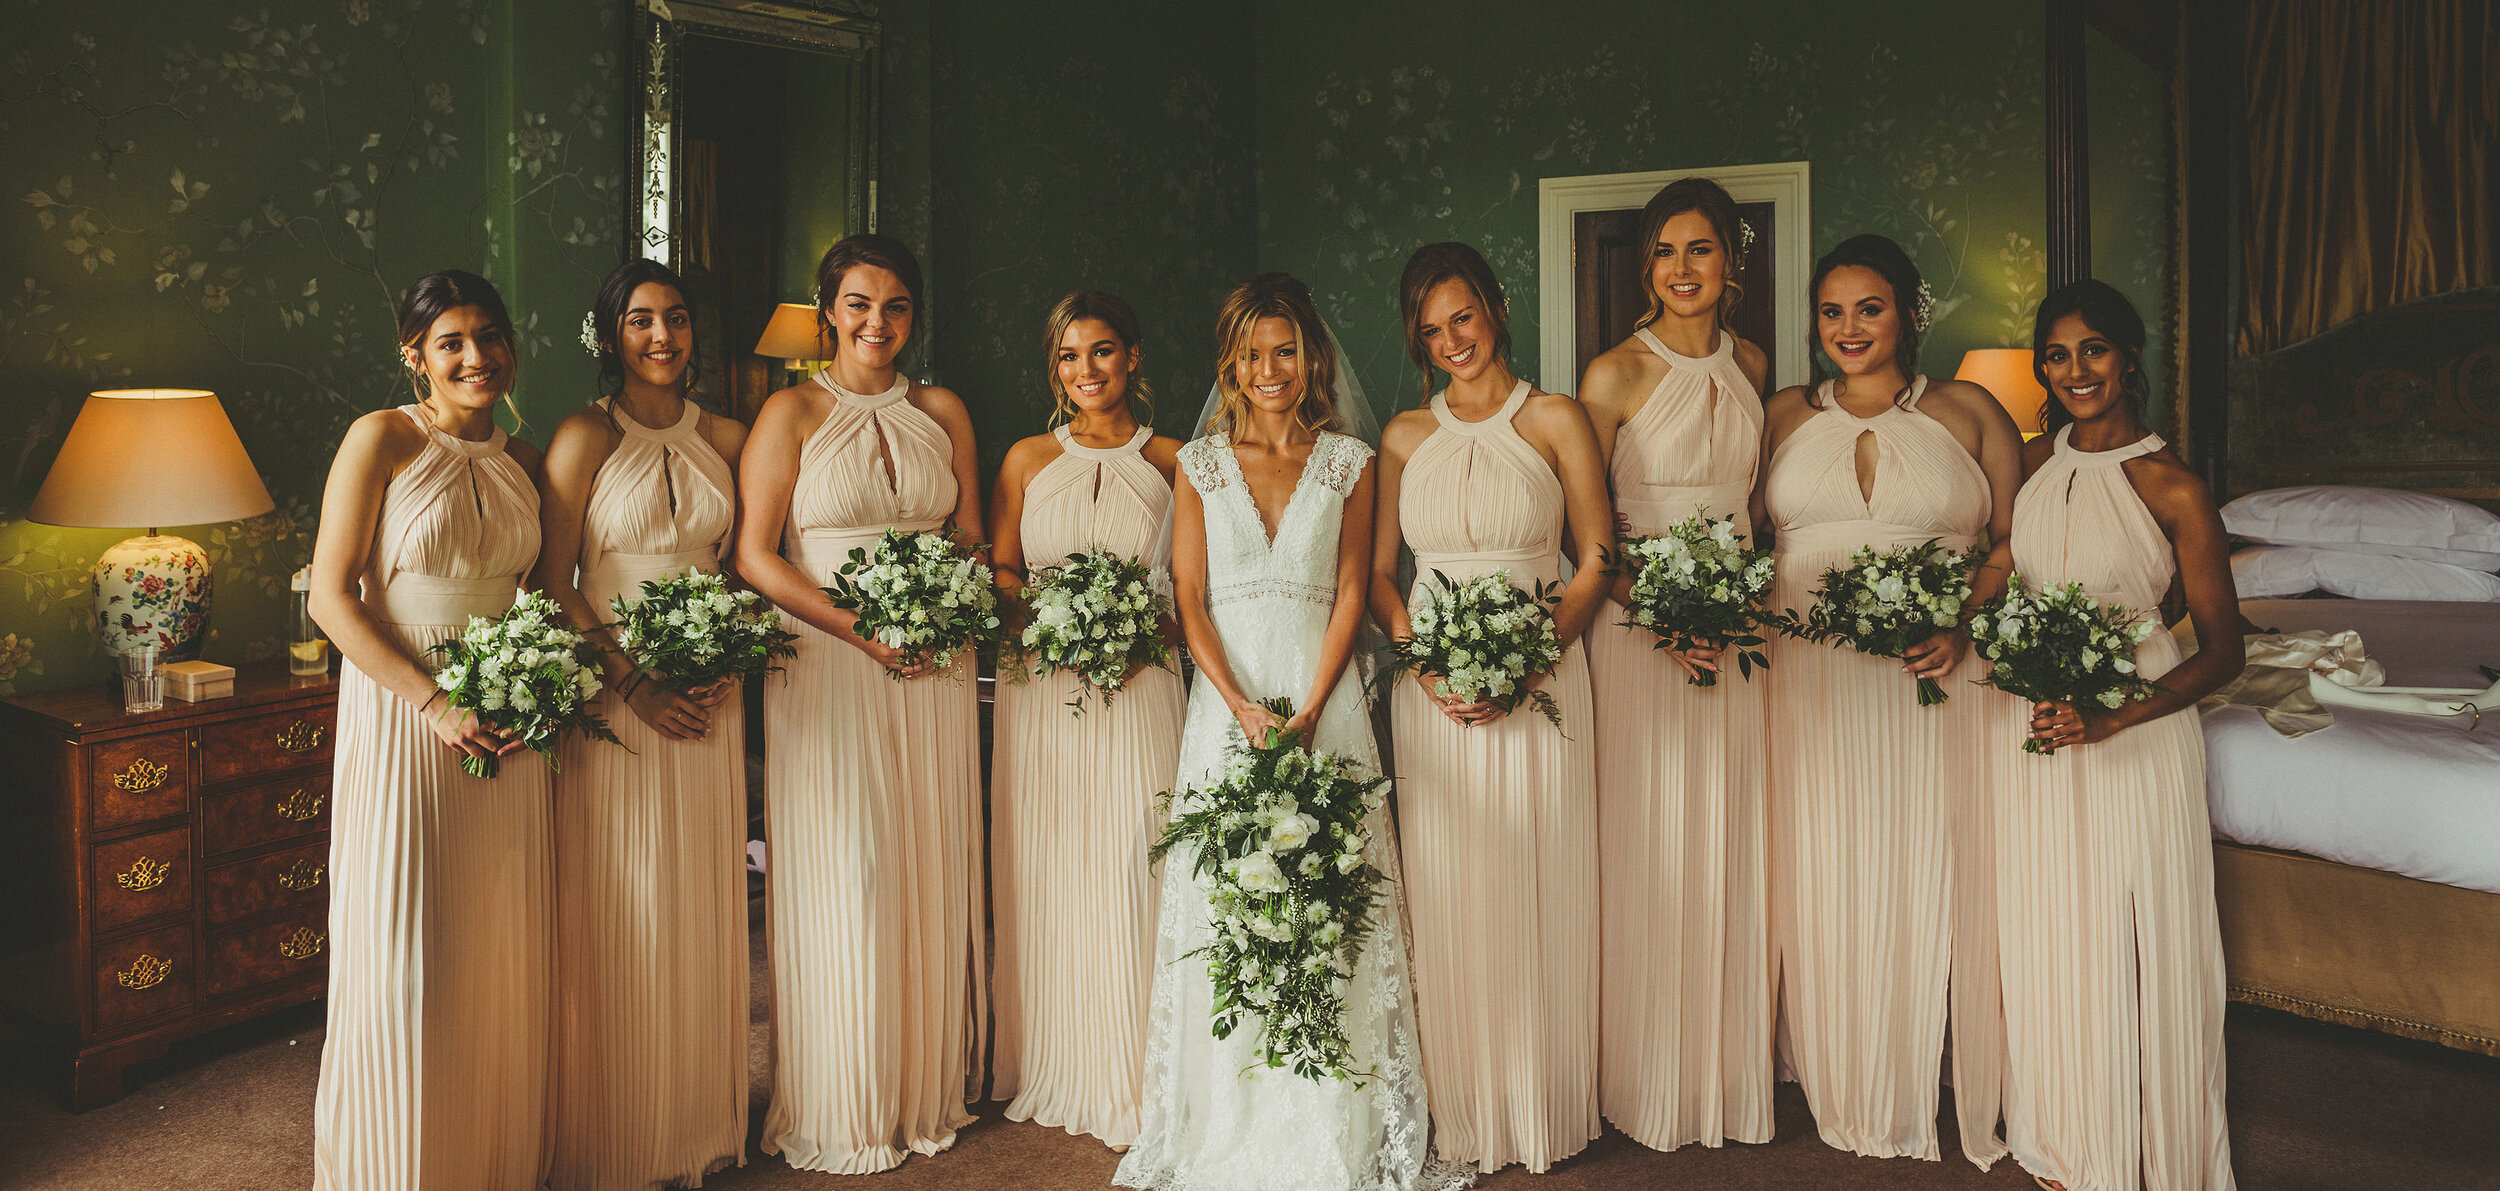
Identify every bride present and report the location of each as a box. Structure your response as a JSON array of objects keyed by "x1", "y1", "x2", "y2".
[{"x1": 1115, "y1": 274, "x2": 1455, "y2": 1191}]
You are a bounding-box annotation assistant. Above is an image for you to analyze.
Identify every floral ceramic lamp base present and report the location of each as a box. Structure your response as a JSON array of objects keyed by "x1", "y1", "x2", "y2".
[{"x1": 95, "y1": 534, "x2": 212, "y2": 661}]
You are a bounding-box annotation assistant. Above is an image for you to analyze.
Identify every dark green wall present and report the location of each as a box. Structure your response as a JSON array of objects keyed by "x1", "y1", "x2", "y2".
[{"x1": 0, "y1": 0, "x2": 628, "y2": 694}]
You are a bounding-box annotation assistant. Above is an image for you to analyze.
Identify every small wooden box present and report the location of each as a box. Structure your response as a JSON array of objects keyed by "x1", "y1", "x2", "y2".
[{"x1": 163, "y1": 661, "x2": 235, "y2": 703}]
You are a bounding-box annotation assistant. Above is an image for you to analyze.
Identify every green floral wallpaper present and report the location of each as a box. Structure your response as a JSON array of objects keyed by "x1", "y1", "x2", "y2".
[{"x1": 0, "y1": 0, "x2": 627, "y2": 696}]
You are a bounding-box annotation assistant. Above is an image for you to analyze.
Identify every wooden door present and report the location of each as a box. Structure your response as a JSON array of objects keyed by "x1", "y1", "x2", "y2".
[{"x1": 1571, "y1": 200, "x2": 1780, "y2": 391}]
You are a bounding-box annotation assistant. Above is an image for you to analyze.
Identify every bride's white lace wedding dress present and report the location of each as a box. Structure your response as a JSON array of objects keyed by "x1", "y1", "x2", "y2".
[{"x1": 1114, "y1": 432, "x2": 1462, "y2": 1191}]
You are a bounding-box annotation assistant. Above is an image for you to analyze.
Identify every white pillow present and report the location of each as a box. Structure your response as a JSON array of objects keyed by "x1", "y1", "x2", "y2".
[
  {"x1": 2231, "y1": 545, "x2": 2500, "y2": 602},
  {"x1": 2222, "y1": 485, "x2": 2500, "y2": 570}
]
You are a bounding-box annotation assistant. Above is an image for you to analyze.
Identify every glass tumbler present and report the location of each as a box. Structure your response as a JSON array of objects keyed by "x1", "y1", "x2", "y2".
[
  {"x1": 118, "y1": 645, "x2": 164, "y2": 714},
  {"x1": 290, "y1": 566, "x2": 329, "y2": 676}
]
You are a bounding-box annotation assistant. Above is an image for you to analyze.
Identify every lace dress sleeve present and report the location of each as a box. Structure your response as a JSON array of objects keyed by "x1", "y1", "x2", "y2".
[
  {"x1": 1310, "y1": 433, "x2": 1374, "y2": 497},
  {"x1": 1177, "y1": 435, "x2": 1231, "y2": 495}
]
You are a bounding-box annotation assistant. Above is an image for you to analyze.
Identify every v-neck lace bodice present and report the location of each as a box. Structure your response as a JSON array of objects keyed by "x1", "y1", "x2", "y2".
[{"x1": 1179, "y1": 431, "x2": 1370, "y2": 614}]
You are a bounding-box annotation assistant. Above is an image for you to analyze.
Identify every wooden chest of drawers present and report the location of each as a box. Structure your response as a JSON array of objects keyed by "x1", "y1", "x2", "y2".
[{"x1": 0, "y1": 664, "x2": 338, "y2": 1109}]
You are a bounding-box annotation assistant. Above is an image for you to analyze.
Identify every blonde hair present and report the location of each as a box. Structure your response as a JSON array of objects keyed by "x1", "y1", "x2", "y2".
[
  {"x1": 1041, "y1": 290, "x2": 1154, "y2": 427},
  {"x1": 1208, "y1": 273, "x2": 1340, "y2": 441}
]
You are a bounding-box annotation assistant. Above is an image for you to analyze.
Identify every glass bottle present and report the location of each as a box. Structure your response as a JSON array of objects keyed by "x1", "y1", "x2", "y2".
[{"x1": 290, "y1": 566, "x2": 329, "y2": 676}]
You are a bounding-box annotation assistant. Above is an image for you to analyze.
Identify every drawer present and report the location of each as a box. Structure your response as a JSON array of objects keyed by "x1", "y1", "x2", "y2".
[
  {"x1": 91, "y1": 826, "x2": 193, "y2": 934},
  {"x1": 90, "y1": 730, "x2": 192, "y2": 831},
  {"x1": 204, "y1": 909, "x2": 329, "y2": 1000},
  {"x1": 201, "y1": 775, "x2": 332, "y2": 857},
  {"x1": 204, "y1": 840, "x2": 328, "y2": 926},
  {"x1": 201, "y1": 704, "x2": 335, "y2": 785},
  {"x1": 92, "y1": 922, "x2": 195, "y2": 1033}
]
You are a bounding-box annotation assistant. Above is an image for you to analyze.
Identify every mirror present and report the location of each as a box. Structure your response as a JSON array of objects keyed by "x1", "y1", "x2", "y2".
[{"x1": 633, "y1": 0, "x2": 879, "y2": 420}]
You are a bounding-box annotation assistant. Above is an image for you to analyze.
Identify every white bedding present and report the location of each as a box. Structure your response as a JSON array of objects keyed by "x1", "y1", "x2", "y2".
[{"x1": 2201, "y1": 598, "x2": 2500, "y2": 894}]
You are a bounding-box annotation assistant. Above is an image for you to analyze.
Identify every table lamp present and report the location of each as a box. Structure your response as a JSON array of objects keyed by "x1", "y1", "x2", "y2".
[
  {"x1": 754, "y1": 302, "x2": 832, "y2": 377},
  {"x1": 26, "y1": 389, "x2": 277, "y2": 660},
  {"x1": 1955, "y1": 348, "x2": 2050, "y2": 439}
]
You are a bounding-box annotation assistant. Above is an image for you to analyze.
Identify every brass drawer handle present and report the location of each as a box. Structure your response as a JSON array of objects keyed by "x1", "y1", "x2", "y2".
[
  {"x1": 115, "y1": 856, "x2": 170, "y2": 892},
  {"x1": 275, "y1": 789, "x2": 325, "y2": 822},
  {"x1": 117, "y1": 953, "x2": 171, "y2": 990},
  {"x1": 113, "y1": 758, "x2": 169, "y2": 794},
  {"x1": 276, "y1": 721, "x2": 324, "y2": 754},
  {"x1": 277, "y1": 858, "x2": 326, "y2": 892},
  {"x1": 279, "y1": 926, "x2": 326, "y2": 961}
]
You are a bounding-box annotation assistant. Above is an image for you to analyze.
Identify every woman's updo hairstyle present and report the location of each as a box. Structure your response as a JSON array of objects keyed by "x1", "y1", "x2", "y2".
[
  {"x1": 1396, "y1": 241, "x2": 1511, "y2": 406},
  {"x1": 1633, "y1": 177, "x2": 1748, "y2": 330},
  {"x1": 394, "y1": 268, "x2": 516, "y2": 403},
  {"x1": 1040, "y1": 289, "x2": 1154, "y2": 427},
  {"x1": 2030, "y1": 278, "x2": 2150, "y2": 437},
  {"x1": 812, "y1": 233, "x2": 925, "y2": 345},
  {"x1": 1807, "y1": 233, "x2": 1926, "y2": 400},
  {"x1": 1207, "y1": 272, "x2": 1341, "y2": 442},
  {"x1": 589, "y1": 257, "x2": 695, "y2": 399}
]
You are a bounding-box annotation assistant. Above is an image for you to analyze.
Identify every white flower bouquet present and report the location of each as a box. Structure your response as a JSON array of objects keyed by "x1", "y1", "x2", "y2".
[
  {"x1": 1971, "y1": 575, "x2": 2163, "y2": 754},
  {"x1": 428, "y1": 590, "x2": 620, "y2": 778},
  {"x1": 1774, "y1": 539, "x2": 1979, "y2": 706},
  {"x1": 609, "y1": 570, "x2": 798, "y2": 691},
  {"x1": 821, "y1": 528, "x2": 1002, "y2": 677},
  {"x1": 1017, "y1": 549, "x2": 1174, "y2": 713},
  {"x1": 1378, "y1": 569, "x2": 1567, "y2": 729},
  {"x1": 1614, "y1": 511, "x2": 1777, "y2": 687},
  {"x1": 1151, "y1": 698, "x2": 1391, "y2": 1082}
]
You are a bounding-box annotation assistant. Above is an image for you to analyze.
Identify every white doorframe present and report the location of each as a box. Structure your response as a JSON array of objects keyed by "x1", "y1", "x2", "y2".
[{"x1": 1536, "y1": 161, "x2": 1812, "y2": 394}]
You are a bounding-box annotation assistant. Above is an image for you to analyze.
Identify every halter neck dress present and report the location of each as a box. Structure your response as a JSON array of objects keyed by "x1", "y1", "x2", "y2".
[
  {"x1": 1760, "y1": 377, "x2": 2008, "y2": 1167},
  {"x1": 1390, "y1": 380, "x2": 1601, "y2": 1174},
  {"x1": 761, "y1": 372, "x2": 984, "y2": 1174},
  {"x1": 989, "y1": 425, "x2": 1185, "y2": 1147},
  {"x1": 1992, "y1": 429, "x2": 2235, "y2": 1190},
  {"x1": 315, "y1": 407, "x2": 549, "y2": 1191},
  {"x1": 1586, "y1": 329, "x2": 1776, "y2": 1151},
  {"x1": 548, "y1": 397, "x2": 748, "y2": 1190}
]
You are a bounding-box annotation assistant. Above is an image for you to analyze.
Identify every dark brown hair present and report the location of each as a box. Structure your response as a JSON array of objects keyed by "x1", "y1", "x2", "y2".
[
  {"x1": 1397, "y1": 241, "x2": 1511, "y2": 406},
  {"x1": 812, "y1": 233, "x2": 925, "y2": 347},
  {"x1": 1041, "y1": 290, "x2": 1153, "y2": 427},
  {"x1": 1807, "y1": 233, "x2": 1925, "y2": 401},
  {"x1": 2031, "y1": 278, "x2": 2150, "y2": 437},
  {"x1": 1209, "y1": 273, "x2": 1341, "y2": 441},
  {"x1": 1634, "y1": 176, "x2": 1748, "y2": 330},
  {"x1": 394, "y1": 268, "x2": 517, "y2": 406},
  {"x1": 590, "y1": 257, "x2": 695, "y2": 399}
]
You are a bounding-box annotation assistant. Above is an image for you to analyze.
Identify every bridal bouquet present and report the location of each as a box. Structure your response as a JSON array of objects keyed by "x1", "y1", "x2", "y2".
[
  {"x1": 1971, "y1": 575, "x2": 2163, "y2": 753},
  {"x1": 428, "y1": 590, "x2": 619, "y2": 778},
  {"x1": 1152, "y1": 699, "x2": 1392, "y2": 1082},
  {"x1": 822, "y1": 528, "x2": 1002, "y2": 676},
  {"x1": 1614, "y1": 511, "x2": 1776, "y2": 686},
  {"x1": 1774, "y1": 539, "x2": 1979, "y2": 706},
  {"x1": 1016, "y1": 549, "x2": 1173, "y2": 713},
  {"x1": 1378, "y1": 569, "x2": 1567, "y2": 729},
  {"x1": 609, "y1": 570, "x2": 798, "y2": 691}
]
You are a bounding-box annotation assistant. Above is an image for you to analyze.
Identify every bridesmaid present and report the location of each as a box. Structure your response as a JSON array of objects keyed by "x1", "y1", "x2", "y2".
[
  {"x1": 1576, "y1": 177, "x2": 1777, "y2": 1153},
  {"x1": 1759, "y1": 233, "x2": 2021, "y2": 1166},
  {"x1": 1996, "y1": 281, "x2": 2239, "y2": 1191},
  {"x1": 986, "y1": 291, "x2": 1186, "y2": 1149},
  {"x1": 531, "y1": 259, "x2": 750, "y2": 1190},
  {"x1": 1369, "y1": 242, "x2": 1614, "y2": 1174},
  {"x1": 733, "y1": 234, "x2": 987, "y2": 1173},
  {"x1": 308, "y1": 270, "x2": 549, "y2": 1190}
]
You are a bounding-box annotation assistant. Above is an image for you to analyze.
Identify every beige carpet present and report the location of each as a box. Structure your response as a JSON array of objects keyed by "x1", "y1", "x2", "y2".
[{"x1": 3, "y1": 930, "x2": 2495, "y2": 1190}]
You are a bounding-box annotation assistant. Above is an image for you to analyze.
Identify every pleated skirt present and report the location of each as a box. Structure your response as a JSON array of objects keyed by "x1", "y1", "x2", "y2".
[
  {"x1": 988, "y1": 663, "x2": 1186, "y2": 1147},
  {"x1": 1989, "y1": 636, "x2": 2235, "y2": 1191},
  {"x1": 1587, "y1": 614, "x2": 1775, "y2": 1152},
  {"x1": 1391, "y1": 649, "x2": 1601, "y2": 1174},
  {"x1": 1763, "y1": 597, "x2": 2005, "y2": 1168},
  {"x1": 759, "y1": 619, "x2": 984, "y2": 1174},
  {"x1": 314, "y1": 624, "x2": 554, "y2": 1191},
  {"x1": 548, "y1": 689, "x2": 751, "y2": 1190}
]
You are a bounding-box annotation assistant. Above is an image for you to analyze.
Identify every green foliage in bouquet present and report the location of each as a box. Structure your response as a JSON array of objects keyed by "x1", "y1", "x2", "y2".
[
  {"x1": 1611, "y1": 511, "x2": 1776, "y2": 687},
  {"x1": 1972, "y1": 574, "x2": 2164, "y2": 754},
  {"x1": 429, "y1": 590, "x2": 621, "y2": 778},
  {"x1": 821, "y1": 528, "x2": 1003, "y2": 677},
  {"x1": 1773, "y1": 538, "x2": 1979, "y2": 706},
  {"x1": 1017, "y1": 549, "x2": 1175, "y2": 715},
  {"x1": 1375, "y1": 569, "x2": 1567, "y2": 730},
  {"x1": 609, "y1": 570, "x2": 798, "y2": 691}
]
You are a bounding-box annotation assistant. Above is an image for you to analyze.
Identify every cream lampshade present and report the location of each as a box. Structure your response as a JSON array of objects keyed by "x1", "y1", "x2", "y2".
[
  {"x1": 1955, "y1": 348, "x2": 2051, "y2": 439},
  {"x1": 754, "y1": 302, "x2": 831, "y2": 367},
  {"x1": 27, "y1": 389, "x2": 276, "y2": 661}
]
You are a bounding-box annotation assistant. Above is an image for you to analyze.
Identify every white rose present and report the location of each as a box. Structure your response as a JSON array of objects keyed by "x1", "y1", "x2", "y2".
[{"x1": 1228, "y1": 851, "x2": 1288, "y2": 894}]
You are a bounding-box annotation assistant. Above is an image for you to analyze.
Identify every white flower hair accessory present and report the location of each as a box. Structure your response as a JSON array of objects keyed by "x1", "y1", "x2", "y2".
[
  {"x1": 1912, "y1": 280, "x2": 1935, "y2": 334},
  {"x1": 1736, "y1": 217, "x2": 1757, "y2": 255},
  {"x1": 579, "y1": 310, "x2": 602, "y2": 357}
]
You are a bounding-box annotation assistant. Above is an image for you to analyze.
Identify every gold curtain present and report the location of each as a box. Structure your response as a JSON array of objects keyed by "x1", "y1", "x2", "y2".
[{"x1": 2240, "y1": 0, "x2": 2498, "y2": 355}]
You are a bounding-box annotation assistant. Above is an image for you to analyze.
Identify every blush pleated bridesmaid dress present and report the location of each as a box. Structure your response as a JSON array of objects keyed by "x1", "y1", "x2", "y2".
[
  {"x1": 1587, "y1": 329, "x2": 1775, "y2": 1152},
  {"x1": 1761, "y1": 377, "x2": 2007, "y2": 1167},
  {"x1": 988, "y1": 425, "x2": 1185, "y2": 1147},
  {"x1": 548, "y1": 398, "x2": 748, "y2": 1190},
  {"x1": 761, "y1": 372, "x2": 984, "y2": 1173},
  {"x1": 1992, "y1": 429, "x2": 2235, "y2": 1191},
  {"x1": 314, "y1": 407, "x2": 551, "y2": 1191},
  {"x1": 1391, "y1": 380, "x2": 1601, "y2": 1175}
]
